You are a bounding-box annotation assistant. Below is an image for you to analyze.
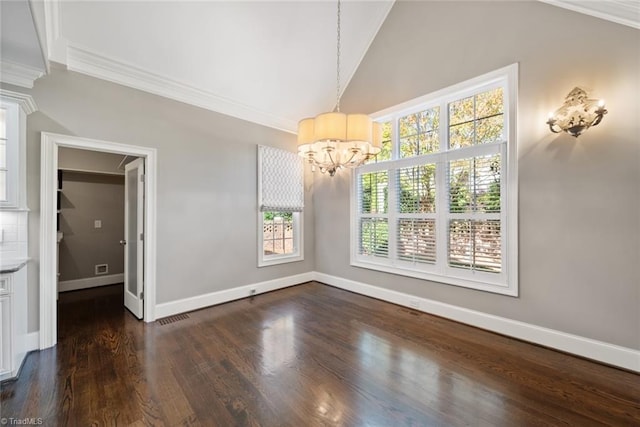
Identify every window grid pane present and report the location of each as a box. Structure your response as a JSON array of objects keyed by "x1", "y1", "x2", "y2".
[
  {"x1": 399, "y1": 107, "x2": 440, "y2": 158},
  {"x1": 0, "y1": 108, "x2": 6, "y2": 140},
  {"x1": 449, "y1": 154, "x2": 501, "y2": 214},
  {"x1": 448, "y1": 219, "x2": 501, "y2": 273},
  {"x1": 359, "y1": 218, "x2": 389, "y2": 258},
  {"x1": 0, "y1": 140, "x2": 6, "y2": 169},
  {"x1": 263, "y1": 212, "x2": 294, "y2": 256},
  {"x1": 398, "y1": 164, "x2": 436, "y2": 213},
  {"x1": 397, "y1": 219, "x2": 436, "y2": 264},
  {"x1": 0, "y1": 170, "x2": 6, "y2": 201},
  {"x1": 359, "y1": 171, "x2": 388, "y2": 214},
  {"x1": 448, "y1": 88, "x2": 504, "y2": 149}
]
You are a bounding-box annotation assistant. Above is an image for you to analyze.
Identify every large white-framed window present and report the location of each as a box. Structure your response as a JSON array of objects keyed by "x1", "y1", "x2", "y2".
[
  {"x1": 258, "y1": 145, "x2": 304, "y2": 267},
  {"x1": 351, "y1": 64, "x2": 518, "y2": 296}
]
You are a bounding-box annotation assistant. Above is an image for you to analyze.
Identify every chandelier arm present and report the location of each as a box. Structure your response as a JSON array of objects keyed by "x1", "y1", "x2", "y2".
[
  {"x1": 327, "y1": 149, "x2": 337, "y2": 168},
  {"x1": 345, "y1": 150, "x2": 359, "y2": 165}
]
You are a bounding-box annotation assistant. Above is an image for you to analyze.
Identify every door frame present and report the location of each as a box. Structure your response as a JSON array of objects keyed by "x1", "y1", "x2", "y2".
[{"x1": 40, "y1": 132, "x2": 157, "y2": 349}]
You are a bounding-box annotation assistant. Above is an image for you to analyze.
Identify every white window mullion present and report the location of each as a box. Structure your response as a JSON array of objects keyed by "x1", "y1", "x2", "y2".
[
  {"x1": 388, "y1": 166, "x2": 397, "y2": 263},
  {"x1": 501, "y1": 142, "x2": 508, "y2": 283},
  {"x1": 392, "y1": 116, "x2": 400, "y2": 160},
  {"x1": 436, "y1": 99, "x2": 449, "y2": 275},
  {"x1": 435, "y1": 159, "x2": 448, "y2": 276}
]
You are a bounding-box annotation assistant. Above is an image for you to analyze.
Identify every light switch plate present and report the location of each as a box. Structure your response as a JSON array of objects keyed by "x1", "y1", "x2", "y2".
[{"x1": 94, "y1": 220, "x2": 102, "y2": 229}]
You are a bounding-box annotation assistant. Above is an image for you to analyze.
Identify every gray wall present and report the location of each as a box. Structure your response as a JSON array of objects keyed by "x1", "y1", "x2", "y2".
[
  {"x1": 58, "y1": 171, "x2": 125, "y2": 282},
  {"x1": 315, "y1": 1, "x2": 640, "y2": 349},
  {"x1": 3, "y1": 65, "x2": 315, "y2": 332}
]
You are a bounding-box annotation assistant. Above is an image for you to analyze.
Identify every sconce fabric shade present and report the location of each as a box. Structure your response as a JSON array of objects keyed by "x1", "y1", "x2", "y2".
[{"x1": 258, "y1": 145, "x2": 304, "y2": 212}]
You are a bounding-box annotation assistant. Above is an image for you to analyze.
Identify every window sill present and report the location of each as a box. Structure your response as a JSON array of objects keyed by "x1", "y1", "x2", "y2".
[
  {"x1": 258, "y1": 254, "x2": 304, "y2": 268},
  {"x1": 350, "y1": 258, "x2": 518, "y2": 297}
]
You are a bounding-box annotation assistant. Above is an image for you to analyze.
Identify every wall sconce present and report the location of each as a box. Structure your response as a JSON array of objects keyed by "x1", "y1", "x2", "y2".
[{"x1": 546, "y1": 87, "x2": 607, "y2": 137}]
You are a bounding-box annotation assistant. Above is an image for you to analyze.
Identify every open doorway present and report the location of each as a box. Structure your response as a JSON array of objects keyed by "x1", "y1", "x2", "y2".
[
  {"x1": 56, "y1": 148, "x2": 143, "y2": 318},
  {"x1": 40, "y1": 133, "x2": 157, "y2": 349}
]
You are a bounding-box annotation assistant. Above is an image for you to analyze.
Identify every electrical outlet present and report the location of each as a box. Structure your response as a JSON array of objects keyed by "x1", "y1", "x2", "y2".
[
  {"x1": 94, "y1": 220, "x2": 102, "y2": 229},
  {"x1": 409, "y1": 300, "x2": 420, "y2": 309}
]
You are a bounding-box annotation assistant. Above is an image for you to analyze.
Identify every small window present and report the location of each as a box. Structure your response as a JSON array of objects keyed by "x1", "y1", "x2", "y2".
[{"x1": 257, "y1": 145, "x2": 304, "y2": 266}]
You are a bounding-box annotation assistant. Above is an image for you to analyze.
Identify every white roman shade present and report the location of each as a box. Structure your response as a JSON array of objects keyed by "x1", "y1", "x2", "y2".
[{"x1": 258, "y1": 145, "x2": 304, "y2": 212}]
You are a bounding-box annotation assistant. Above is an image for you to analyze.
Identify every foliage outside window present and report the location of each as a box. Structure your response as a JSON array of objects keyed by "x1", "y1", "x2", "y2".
[{"x1": 352, "y1": 65, "x2": 518, "y2": 295}]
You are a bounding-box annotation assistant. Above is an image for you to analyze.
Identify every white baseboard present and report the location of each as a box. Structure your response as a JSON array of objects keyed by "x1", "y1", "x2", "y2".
[
  {"x1": 314, "y1": 272, "x2": 640, "y2": 373},
  {"x1": 25, "y1": 332, "x2": 40, "y2": 352},
  {"x1": 155, "y1": 272, "x2": 315, "y2": 319},
  {"x1": 59, "y1": 273, "x2": 124, "y2": 292},
  {"x1": 44, "y1": 269, "x2": 640, "y2": 372}
]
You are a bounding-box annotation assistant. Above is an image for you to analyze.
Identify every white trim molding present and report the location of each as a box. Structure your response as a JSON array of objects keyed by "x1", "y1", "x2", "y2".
[
  {"x1": 314, "y1": 272, "x2": 640, "y2": 373},
  {"x1": 40, "y1": 132, "x2": 158, "y2": 349},
  {"x1": 539, "y1": 0, "x2": 640, "y2": 30},
  {"x1": 58, "y1": 274, "x2": 124, "y2": 293},
  {"x1": 0, "y1": 62, "x2": 45, "y2": 89},
  {"x1": 155, "y1": 272, "x2": 314, "y2": 319},
  {"x1": 0, "y1": 89, "x2": 38, "y2": 115},
  {"x1": 25, "y1": 332, "x2": 40, "y2": 353},
  {"x1": 65, "y1": 44, "x2": 298, "y2": 133},
  {"x1": 153, "y1": 270, "x2": 639, "y2": 372}
]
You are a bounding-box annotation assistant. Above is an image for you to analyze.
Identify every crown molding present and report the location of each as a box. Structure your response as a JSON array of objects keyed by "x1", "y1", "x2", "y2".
[
  {"x1": 0, "y1": 61, "x2": 45, "y2": 89},
  {"x1": 0, "y1": 88, "x2": 38, "y2": 114},
  {"x1": 540, "y1": 0, "x2": 640, "y2": 30},
  {"x1": 65, "y1": 44, "x2": 297, "y2": 133},
  {"x1": 43, "y1": 0, "x2": 64, "y2": 63}
]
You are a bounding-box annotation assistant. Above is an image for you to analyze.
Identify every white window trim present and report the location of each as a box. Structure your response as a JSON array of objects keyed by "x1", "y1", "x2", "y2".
[
  {"x1": 258, "y1": 211, "x2": 304, "y2": 267},
  {"x1": 0, "y1": 100, "x2": 22, "y2": 209},
  {"x1": 350, "y1": 63, "x2": 518, "y2": 296}
]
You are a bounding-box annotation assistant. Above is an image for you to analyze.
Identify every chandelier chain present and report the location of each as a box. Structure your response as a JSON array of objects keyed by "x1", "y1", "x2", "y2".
[{"x1": 336, "y1": 0, "x2": 341, "y2": 112}]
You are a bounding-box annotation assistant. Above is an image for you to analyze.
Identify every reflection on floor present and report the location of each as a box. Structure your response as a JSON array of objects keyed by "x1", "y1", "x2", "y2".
[{"x1": 1, "y1": 282, "x2": 639, "y2": 425}]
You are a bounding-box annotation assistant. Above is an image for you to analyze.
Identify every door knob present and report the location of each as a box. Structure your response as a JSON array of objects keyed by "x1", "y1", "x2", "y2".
[{"x1": 120, "y1": 240, "x2": 127, "y2": 245}]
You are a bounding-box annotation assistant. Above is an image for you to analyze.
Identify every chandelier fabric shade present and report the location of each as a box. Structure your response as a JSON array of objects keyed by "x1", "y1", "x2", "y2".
[{"x1": 297, "y1": 116, "x2": 382, "y2": 176}]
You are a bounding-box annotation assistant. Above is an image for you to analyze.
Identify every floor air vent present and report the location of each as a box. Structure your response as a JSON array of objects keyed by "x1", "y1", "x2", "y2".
[{"x1": 158, "y1": 313, "x2": 190, "y2": 325}]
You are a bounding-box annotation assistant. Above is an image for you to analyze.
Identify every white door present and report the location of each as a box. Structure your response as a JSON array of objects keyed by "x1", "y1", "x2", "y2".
[{"x1": 123, "y1": 158, "x2": 144, "y2": 318}]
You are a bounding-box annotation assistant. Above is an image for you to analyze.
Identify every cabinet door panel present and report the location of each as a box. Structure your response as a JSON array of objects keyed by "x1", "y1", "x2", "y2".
[{"x1": 0, "y1": 296, "x2": 11, "y2": 376}]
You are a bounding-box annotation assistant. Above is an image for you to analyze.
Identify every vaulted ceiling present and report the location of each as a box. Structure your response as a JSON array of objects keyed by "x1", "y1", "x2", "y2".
[
  {"x1": 1, "y1": 1, "x2": 638, "y2": 134},
  {"x1": 46, "y1": 0, "x2": 395, "y2": 133}
]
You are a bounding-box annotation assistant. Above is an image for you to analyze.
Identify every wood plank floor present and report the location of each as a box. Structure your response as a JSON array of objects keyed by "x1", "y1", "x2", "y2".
[{"x1": 1, "y1": 281, "x2": 638, "y2": 426}]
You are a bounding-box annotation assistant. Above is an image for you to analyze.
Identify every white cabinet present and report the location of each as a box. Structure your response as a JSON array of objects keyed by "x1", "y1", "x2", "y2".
[{"x1": 0, "y1": 267, "x2": 27, "y2": 381}]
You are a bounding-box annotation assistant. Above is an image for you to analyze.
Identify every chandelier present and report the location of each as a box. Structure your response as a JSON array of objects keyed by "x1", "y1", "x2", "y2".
[
  {"x1": 546, "y1": 87, "x2": 607, "y2": 137},
  {"x1": 297, "y1": 0, "x2": 381, "y2": 176}
]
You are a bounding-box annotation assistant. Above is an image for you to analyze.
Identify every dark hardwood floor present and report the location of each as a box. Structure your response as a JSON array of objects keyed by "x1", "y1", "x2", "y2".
[{"x1": 1, "y1": 282, "x2": 638, "y2": 426}]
